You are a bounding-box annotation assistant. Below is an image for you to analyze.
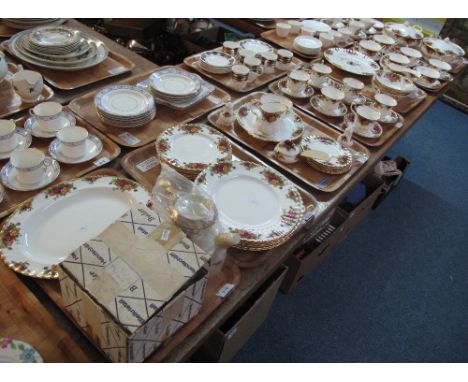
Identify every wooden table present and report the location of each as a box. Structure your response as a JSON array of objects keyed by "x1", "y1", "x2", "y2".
[{"x1": 0, "y1": 20, "x2": 457, "y2": 362}]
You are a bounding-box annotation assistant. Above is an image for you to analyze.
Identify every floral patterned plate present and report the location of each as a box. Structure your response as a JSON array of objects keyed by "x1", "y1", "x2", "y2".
[
  {"x1": 156, "y1": 123, "x2": 232, "y2": 174},
  {"x1": 195, "y1": 161, "x2": 305, "y2": 249},
  {"x1": 0, "y1": 338, "x2": 43, "y2": 363},
  {"x1": 0, "y1": 175, "x2": 150, "y2": 278}
]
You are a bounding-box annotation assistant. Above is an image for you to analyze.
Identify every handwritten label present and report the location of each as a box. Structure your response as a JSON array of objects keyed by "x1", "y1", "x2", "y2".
[
  {"x1": 93, "y1": 156, "x2": 110, "y2": 167},
  {"x1": 119, "y1": 132, "x2": 141, "y2": 146},
  {"x1": 216, "y1": 283, "x2": 235, "y2": 298},
  {"x1": 136, "y1": 156, "x2": 159, "y2": 172}
]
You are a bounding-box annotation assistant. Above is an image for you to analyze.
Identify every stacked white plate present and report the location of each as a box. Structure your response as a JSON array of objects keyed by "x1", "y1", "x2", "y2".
[
  {"x1": 2, "y1": 18, "x2": 66, "y2": 30},
  {"x1": 94, "y1": 85, "x2": 156, "y2": 128},
  {"x1": 6, "y1": 25, "x2": 108, "y2": 71},
  {"x1": 148, "y1": 67, "x2": 203, "y2": 103},
  {"x1": 200, "y1": 51, "x2": 235, "y2": 74}
]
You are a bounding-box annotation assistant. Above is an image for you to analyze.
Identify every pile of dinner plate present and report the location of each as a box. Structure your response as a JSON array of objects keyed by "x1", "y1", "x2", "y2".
[
  {"x1": 6, "y1": 25, "x2": 108, "y2": 71},
  {"x1": 148, "y1": 67, "x2": 203, "y2": 103},
  {"x1": 2, "y1": 18, "x2": 66, "y2": 30},
  {"x1": 94, "y1": 84, "x2": 156, "y2": 128},
  {"x1": 200, "y1": 51, "x2": 235, "y2": 74}
]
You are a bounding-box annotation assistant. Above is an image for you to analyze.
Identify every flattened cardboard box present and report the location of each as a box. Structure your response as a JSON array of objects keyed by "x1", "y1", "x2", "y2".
[{"x1": 59, "y1": 203, "x2": 210, "y2": 362}]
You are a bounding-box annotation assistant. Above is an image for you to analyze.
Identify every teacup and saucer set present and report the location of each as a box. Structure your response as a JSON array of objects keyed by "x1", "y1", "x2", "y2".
[
  {"x1": 24, "y1": 101, "x2": 76, "y2": 138},
  {"x1": 49, "y1": 125, "x2": 103, "y2": 164},
  {"x1": 344, "y1": 104, "x2": 383, "y2": 139},
  {"x1": 0, "y1": 119, "x2": 32, "y2": 160},
  {"x1": 341, "y1": 77, "x2": 366, "y2": 106},
  {"x1": 277, "y1": 69, "x2": 314, "y2": 99},
  {"x1": 274, "y1": 139, "x2": 302, "y2": 164},
  {"x1": 427, "y1": 58, "x2": 453, "y2": 81},
  {"x1": 372, "y1": 93, "x2": 403, "y2": 127},
  {"x1": 303, "y1": 63, "x2": 332, "y2": 89},
  {"x1": 355, "y1": 39, "x2": 383, "y2": 61},
  {"x1": 412, "y1": 65, "x2": 442, "y2": 90},
  {"x1": 236, "y1": 93, "x2": 305, "y2": 143},
  {"x1": 0, "y1": 147, "x2": 60, "y2": 191},
  {"x1": 310, "y1": 85, "x2": 347, "y2": 118}
]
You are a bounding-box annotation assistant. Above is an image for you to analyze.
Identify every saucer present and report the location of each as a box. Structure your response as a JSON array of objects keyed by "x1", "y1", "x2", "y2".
[
  {"x1": 344, "y1": 113, "x2": 383, "y2": 139},
  {"x1": 413, "y1": 77, "x2": 441, "y2": 90},
  {"x1": 0, "y1": 129, "x2": 32, "y2": 160},
  {"x1": 49, "y1": 135, "x2": 103, "y2": 164},
  {"x1": 1, "y1": 157, "x2": 60, "y2": 191},
  {"x1": 24, "y1": 112, "x2": 76, "y2": 138},
  {"x1": 310, "y1": 95, "x2": 347, "y2": 117},
  {"x1": 277, "y1": 79, "x2": 314, "y2": 99},
  {"x1": 378, "y1": 109, "x2": 399, "y2": 124}
]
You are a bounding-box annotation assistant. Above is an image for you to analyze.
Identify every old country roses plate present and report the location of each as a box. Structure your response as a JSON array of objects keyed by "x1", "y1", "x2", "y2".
[
  {"x1": 195, "y1": 161, "x2": 305, "y2": 250},
  {"x1": 0, "y1": 175, "x2": 150, "y2": 279},
  {"x1": 324, "y1": 48, "x2": 380, "y2": 76}
]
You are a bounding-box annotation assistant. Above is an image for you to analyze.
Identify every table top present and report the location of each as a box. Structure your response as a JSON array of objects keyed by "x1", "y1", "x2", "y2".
[{"x1": 0, "y1": 19, "x2": 456, "y2": 363}]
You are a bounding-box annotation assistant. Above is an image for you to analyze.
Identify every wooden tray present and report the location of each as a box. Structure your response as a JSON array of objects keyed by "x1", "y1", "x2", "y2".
[
  {"x1": 2, "y1": 41, "x2": 135, "y2": 90},
  {"x1": 183, "y1": 44, "x2": 303, "y2": 93},
  {"x1": 121, "y1": 140, "x2": 318, "y2": 268},
  {"x1": 0, "y1": 22, "x2": 20, "y2": 38},
  {"x1": 260, "y1": 29, "x2": 353, "y2": 59},
  {"x1": 0, "y1": 63, "x2": 54, "y2": 118},
  {"x1": 0, "y1": 109, "x2": 121, "y2": 219},
  {"x1": 68, "y1": 68, "x2": 231, "y2": 148},
  {"x1": 268, "y1": 78, "x2": 404, "y2": 148},
  {"x1": 207, "y1": 91, "x2": 370, "y2": 193}
]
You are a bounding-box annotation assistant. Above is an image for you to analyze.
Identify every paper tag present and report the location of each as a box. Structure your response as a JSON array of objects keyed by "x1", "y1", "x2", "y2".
[
  {"x1": 207, "y1": 95, "x2": 222, "y2": 105},
  {"x1": 109, "y1": 66, "x2": 126, "y2": 75},
  {"x1": 119, "y1": 132, "x2": 141, "y2": 146},
  {"x1": 136, "y1": 156, "x2": 159, "y2": 172},
  {"x1": 216, "y1": 283, "x2": 235, "y2": 298},
  {"x1": 93, "y1": 156, "x2": 110, "y2": 167},
  {"x1": 160, "y1": 229, "x2": 171, "y2": 242}
]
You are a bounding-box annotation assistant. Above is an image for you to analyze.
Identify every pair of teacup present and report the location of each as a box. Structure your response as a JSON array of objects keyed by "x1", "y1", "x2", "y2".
[{"x1": 11, "y1": 66, "x2": 44, "y2": 103}]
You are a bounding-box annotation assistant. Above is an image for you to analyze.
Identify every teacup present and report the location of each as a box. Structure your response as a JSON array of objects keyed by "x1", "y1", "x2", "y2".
[
  {"x1": 276, "y1": 22, "x2": 291, "y2": 38},
  {"x1": 287, "y1": 20, "x2": 302, "y2": 35},
  {"x1": 320, "y1": 86, "x2": 345, "y2": 114},
  {"x1": 12, "y1": 68, "x2": 43, "y2": 103},
  {"x1": 308, "y1": 63, "x2": 332, "y2": 88},
  {"x1": 30, "y1": 101, "x2": 64, "y2": 132},
  {"x1": 237, "y1": 48, "x2": 255, "y2": 64},
  {"x1": 260, "y1": 102, "x2": 288, "y2": 124},
  {"x1": 287, "y1": 70, "x2": 310, "y2": 95},
  {"x1": 10, "y1": 148, "x2": 49, "y2": 185},
  {"x1": 243, "y1": 56, "x2": 263, "y2": 82},
  {"x1": 0, "y1": 119, "x2": 17, "y2": 153},
  {"x1": 56, "y1": 126, "x2": 89, "y2": 158},
  {"x1": 342, "y1": 77, "x2": 364, "y2": 104},
  {"x1": 276, "y1": 49, "x2": 294, "y2": 70},
  {"x1": 301, "y1": 26, "x2": 317, "y2": 37},
  {"x1": 222, "y1": 41, "x2": 240, "y2": 56},
  {"x1": 0, "y1": 51, "x2": 8, "y2": 83},
  {"x1": 415, "y1": 65, "x2": 441, "y2": 86},
  {"x1": 319, "y1": 32, "x2": 335, "y2": 48},
  {"x1": 348, "y1": 19, "x2": 366, "y2": 33},
  {"x1": 373, "y1": 34, "x2": 396, "y2": 47},
  {"x1": 387, "y1": 52, "x2": 411, "y2": 66},
  {"x1": 374, "y1": 93, "x2": 397, "y2": 121},
  {"x1": 275, "y1": 140, "x2": 301, "y2": 163},
  {"x1": 231, "y1": 64, "x2": 250, "y2": 86},
  {"x1": 329, "y1": 30, "x2": 347, "y2": 46},
  {"x1": 261, "y1": 51, "x2": 278, "y2": 74},
  {"x1": 354, "y1": 104, "x2": 381, "y2": 126},
  {"x1": 260, "y1": 93, "x2": 293, "y2": 112},
  {"x1": 400, "y1": 46, "x2": 422, "y2": 65},
  {"x1": 338, "y1": 27, "x2": 356, "y2": 39},
  {"x1": 428, "y1": 58, "x2": 451, "y2": 72},
  {"x1": 357, "y1": 40, "x2": 382, "y2": 59}
]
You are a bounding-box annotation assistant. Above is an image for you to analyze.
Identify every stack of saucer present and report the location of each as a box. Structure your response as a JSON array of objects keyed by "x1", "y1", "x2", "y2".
[
  {"x1": 94, "y1": 84, "x2": 156, "y2": 128},
  {"x1": 200, "y1": 51, "x2": 235, "y2": 74}
]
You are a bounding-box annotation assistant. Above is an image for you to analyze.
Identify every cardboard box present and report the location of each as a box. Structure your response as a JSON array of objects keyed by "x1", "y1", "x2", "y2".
[
  {"x1": 59, "y1": 203, "x2": 211, "y2": 362},
  {"x1": 192, "y1": 266, "x2": 287, "y2": 362}
]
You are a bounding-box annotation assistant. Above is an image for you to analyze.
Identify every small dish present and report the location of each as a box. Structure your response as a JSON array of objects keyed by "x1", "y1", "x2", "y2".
[
  {"x1": 24, "y1": 111, "x2": 76, "y2": 138},
  {"x1": 48, "y1": 134, "x2": 103, "y2": 164}
]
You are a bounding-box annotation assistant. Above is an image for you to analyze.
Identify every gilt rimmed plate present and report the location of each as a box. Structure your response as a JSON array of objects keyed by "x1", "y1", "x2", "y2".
[
  {"x1": 156, "y1": 123, "x2": 232, "y2": 173},
  {"x1": 0, "y1": 175, "x2": 151, "y2": 279},
  {"x1": 0, "y1": 338, "x2": 43, "y2": 363},
  {"x1": 239, "y1": 39, "x2": 273, "y2": 56},
  {"x1": 195, "y1": 161, "x2": 305, "y2": 248},
  {"x1": 95, "y1": 84, "x2": 155, "y2": 117},
  {"x1": 236, "y1": 101, "x2": 305, "y2": 143},
  {"x1": 28, "y1": 25, "x2": 79, "y2": 48},
  {"x1": 201, "y1": 51, "x2": 235, "y2": 69},
  {"x1": 301, "y1": 135, "x2": 353, "y2": 173},
  {"x1": 149, "y1": 67, "x2": 201, "y2": 98},
  {"x1": 324, "y1": 48, "x2": 379, "y2": 76}
]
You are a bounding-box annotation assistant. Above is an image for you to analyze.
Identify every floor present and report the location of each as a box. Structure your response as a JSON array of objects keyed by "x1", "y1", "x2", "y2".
[{"x1": 233, "y1": 100, "x2": 468, "y2": 362}]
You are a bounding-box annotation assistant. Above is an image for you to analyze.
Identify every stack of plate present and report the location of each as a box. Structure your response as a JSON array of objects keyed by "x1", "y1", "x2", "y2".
[
  {"x1": 156, "y1": 123, "x2": 232, "y2": 180},
  {"x1": 2, "y1": 18, "x2": 66, "y2": 30},
  {"x1": 200, "y1": 51, "x2": 235, "y2": 74},
  {"x1": 6, "y1": 25, "x2": 108, "y2": 71},
  {"x1": 301, "y1": 135, "x2": 353, "y2": 175},
  {"x1": 148, "y1": 67, "x2": 204, "y2": 104},
  {"x1": 195, "y1": 161, "x2": 305, "y2": 251},
  {"x1": 94, "y1": 84, "x2": 156, "y2": 128}
]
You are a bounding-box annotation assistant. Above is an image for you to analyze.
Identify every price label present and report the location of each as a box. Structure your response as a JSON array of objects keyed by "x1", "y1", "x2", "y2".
[
  {"x1": 93, "y1": 156, "x2": 110, "y2": 167},
  {"x1": 216, "y1": 283, "x2": 235, "y2": 298},
  {"x1": 119, "y1": 132, "x2": 141, "y2": 146},
  {"x1": 161, "y1": 229, "x2": 171, "y2": 242},
  {"x1": 207, "y1": 95, "x2": 223, "y2": 105},
  {"x1": 136, "y1": 156, "x2": 159, "y2": 172}
]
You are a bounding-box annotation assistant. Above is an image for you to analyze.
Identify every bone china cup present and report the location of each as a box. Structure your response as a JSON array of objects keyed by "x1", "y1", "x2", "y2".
[
  {"x1": 57, "y1": 126, "x2": 89, "y2": 158},
  {"x1": 276, "y1": 22, "x2": 291, "y2": 38},
  {"x1": 0, "y1": 119, "x2": 17, "y2": 153},
  {"x1": 10, "y1": 148, "x2": 47, "y2": 185},
  {"x1": 287, "y1": 70, "x2": 310, "y2": 95},
  {"x1": 30, "y1": 101, "x2": 63, "y2": 132},
  {"x1": 12, "y1": 69, "x2": 44, "y2": 103},
  {"x1": 287, "y1": 20, "x2": 302, "y2": 35}
]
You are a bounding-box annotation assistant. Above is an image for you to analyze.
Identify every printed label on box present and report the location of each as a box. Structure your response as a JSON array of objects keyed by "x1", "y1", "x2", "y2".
[
  {"x1": 216, "y1": 283, "x2": 235, "y2": 298},
  {"x1": 119, "y1": 132, "x2": 141, "y2": 146},
  {"x1": 136, "y1": 156, "x2": 159, "y2": 172}
]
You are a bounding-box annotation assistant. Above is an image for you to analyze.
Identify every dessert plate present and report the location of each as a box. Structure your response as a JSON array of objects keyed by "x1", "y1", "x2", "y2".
[
  {"x1": 195, "y1": 161, "x2": 305, "y2": 248},
  {"x1": 0, "y1": 338, "x2": 43, "y2": 363},
  {"x1": 48, "y1": 135, "x2": 103, "y2": 164},
  {"x1": 1, "y1": 157, "x2": 60, "y2": 191},
  {"x1": 24, "y1": 112, "x2": 76, "y2": 138},
  {"x1": 0, "y1": 129, "x2": 32, "y2": 160},
  {"x1": 0, "y1": 175, "x2": 150, "y2": 278},
  {"x1": 324, "y1": 48, "x2": 379, "y2": 76},
  {"x1": 95, "y1": 84, "x2": 155, "y2": 117},
  {"x1": 149, "y1": 69, "x2": 201, "y2": 98},
  {"x1": 156, "y1": 124, "x2": 232, "y2": 173}
]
